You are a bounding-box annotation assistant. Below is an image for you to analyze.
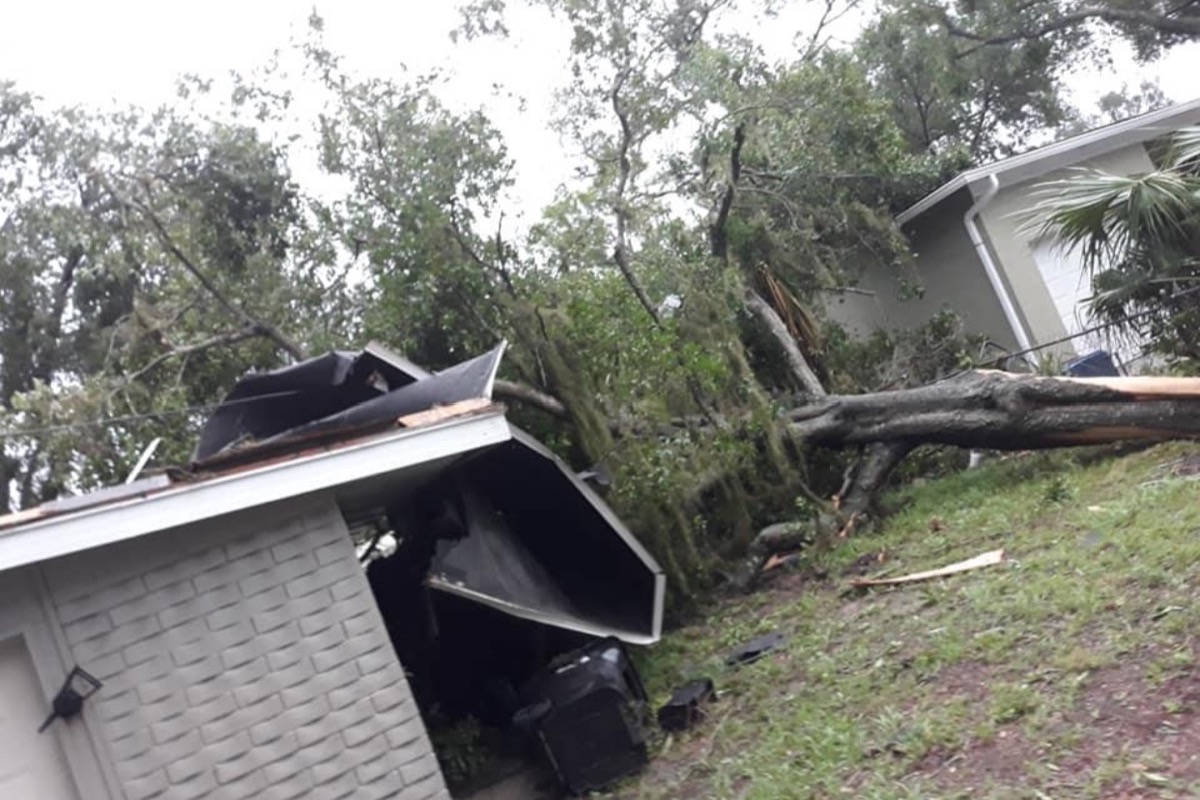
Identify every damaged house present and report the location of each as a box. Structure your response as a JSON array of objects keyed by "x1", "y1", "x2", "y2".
[{"x1": 0, "y1": 342, "x2": 663, "y2": 800}]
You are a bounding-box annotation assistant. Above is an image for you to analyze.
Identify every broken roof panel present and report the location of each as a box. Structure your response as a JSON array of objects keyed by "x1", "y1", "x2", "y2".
[
  {"x1": 0, "y1": 338, "x2": 664, "y2": 645},
  {"x1": 424, "y1": 435, "x2": 664, "y2": 644},
  {"x1": 356, "y1": 341, "x2": 665, "y2": 643},
  {"x1": 194, "y1": 342, "x2": 505, "y2": 461}
]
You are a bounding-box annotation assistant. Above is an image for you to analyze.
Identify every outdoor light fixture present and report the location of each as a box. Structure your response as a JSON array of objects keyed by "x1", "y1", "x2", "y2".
[{"x1": 38, "y1": 665, "x2": 102, "y2": 733}]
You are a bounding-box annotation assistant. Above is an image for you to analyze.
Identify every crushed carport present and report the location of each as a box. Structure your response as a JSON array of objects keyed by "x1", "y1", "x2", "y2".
[{"x1": 193, "y1": 341, "x2": 665, "y2": 795}]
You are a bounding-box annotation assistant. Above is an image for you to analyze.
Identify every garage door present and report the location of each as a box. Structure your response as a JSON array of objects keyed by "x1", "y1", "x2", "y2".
[{"x1": 0, "y1": 636, "x2": 80, "y2": 799}]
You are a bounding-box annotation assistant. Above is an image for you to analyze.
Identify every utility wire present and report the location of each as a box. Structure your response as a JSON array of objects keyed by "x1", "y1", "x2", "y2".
[{"x1": 971, "y1": 284, "x2": 1200, "y2": 371}]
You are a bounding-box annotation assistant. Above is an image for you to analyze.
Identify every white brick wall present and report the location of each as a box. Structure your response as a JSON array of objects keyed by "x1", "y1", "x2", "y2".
[{"x1": 40, "y1": 494, "x2": 449, "y2": 800}]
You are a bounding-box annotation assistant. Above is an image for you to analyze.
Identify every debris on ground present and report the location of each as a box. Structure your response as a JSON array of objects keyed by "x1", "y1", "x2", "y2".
[
  {"x1": 849, "y1": 549, "x2": 1005, "y2": 588},
  {"x1": 846, "y1": 550, "x2": 889, "y2": 576},
  {"x1": 726, "y1": 631, "x2": 787, "y2": 667},
  {"x1": 657, "y1": 678, "x2": 717, "y2": 732}
]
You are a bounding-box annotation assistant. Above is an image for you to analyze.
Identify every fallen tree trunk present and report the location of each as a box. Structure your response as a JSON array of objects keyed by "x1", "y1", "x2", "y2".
[
  {"x1": 788, "y1": 370, "x2": 1200, "y2": 450},
  {"x1": 737, "y1": 371, "x2": 1200, "y2": 585},
  {"x1": 497, "y1": 367, "x2": 1200, "y2": 588},
  {"x1": 837, "y1": 441, "x2": 915, "y2": 518}
]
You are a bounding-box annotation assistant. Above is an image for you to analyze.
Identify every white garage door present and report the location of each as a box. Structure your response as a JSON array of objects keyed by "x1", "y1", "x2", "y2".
[
  {"x1": 1029, "y1": 239, "x2": 1142, "y2": 367},
  {"x1": 0, "y1": 636, "x2": 80, "y2": 800}
]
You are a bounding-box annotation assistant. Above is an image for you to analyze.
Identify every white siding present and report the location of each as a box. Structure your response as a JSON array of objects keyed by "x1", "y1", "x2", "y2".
[
  {"x1": 1028, "y1": 240, "x2": 1144, "y2": 368},
  {"x1": 0, "y1": 637, "x2": 80, "y2": 799},
  {"x1": 39, "y1": 495, "x2": 449, "y2": 800}
]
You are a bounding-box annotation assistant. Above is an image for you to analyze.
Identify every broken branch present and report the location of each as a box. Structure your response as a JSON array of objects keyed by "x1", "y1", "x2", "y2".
[
  {"x1": 124, "y1": 327, "x2": 263, "y2": 384},
  {"x1": 788, "y1": 371, "x2": 1200, "y2": 450},
  {"x1": 849, "y1": 549, "x2": 1005, "y2": 588},
  {"x1": 744, "y1": 289, "x2": 827, "y2": 399},
  {"x1": 492, "y1": 379, "x2": 570, "y2": 419}
]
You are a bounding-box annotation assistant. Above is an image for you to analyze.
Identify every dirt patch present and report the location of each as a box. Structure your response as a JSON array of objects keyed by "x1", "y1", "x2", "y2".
[
  {"x1": 911, "y1": 649, "x2": 1200, "y2": 796},
  {"x1": 918, "y1": 728, "x2": 1039, "y2": 787},
  {"x1": 924, "y1": 660, "x2": 994, "y2": 700},
  {"x1": 621, "y1": 717, "x2": 740, "y2": 800},
  {"x1": 1059, "y1": 656, "x2": 1200, "y2": 790},
  {"x1": 1174, "y1": 454, "x2": 1200, "y2": 476}
]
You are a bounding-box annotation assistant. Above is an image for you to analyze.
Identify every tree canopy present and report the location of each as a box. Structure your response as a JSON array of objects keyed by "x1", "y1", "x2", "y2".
[{"x1": 2, "y1": 0, "x2": 1195, "y2": 606}]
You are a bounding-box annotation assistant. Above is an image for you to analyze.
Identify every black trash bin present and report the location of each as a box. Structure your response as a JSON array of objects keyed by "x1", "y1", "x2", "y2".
[{"x1": 515, "y1": 637, "x2": 649, "y2": 795}]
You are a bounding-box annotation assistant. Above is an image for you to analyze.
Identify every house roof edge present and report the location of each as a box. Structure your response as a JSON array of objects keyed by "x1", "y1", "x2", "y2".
[{"x1": 896, "y1": 95, "x2": 1200, "y2": 226}]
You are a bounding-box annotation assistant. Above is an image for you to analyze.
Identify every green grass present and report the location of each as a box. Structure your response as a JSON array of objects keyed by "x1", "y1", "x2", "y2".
[{"x1": 617, "y1": 443, "x2": 1200, "y2": 800}]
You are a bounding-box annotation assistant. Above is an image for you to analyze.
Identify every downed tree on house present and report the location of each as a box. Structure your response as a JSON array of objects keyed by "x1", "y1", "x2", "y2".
[
  {"x1": 729, "y1": 369, "x2": 1200, "y2": 578},
  {"x1": 788, "y1": 370, "x2": 1200, "y2": 451}
]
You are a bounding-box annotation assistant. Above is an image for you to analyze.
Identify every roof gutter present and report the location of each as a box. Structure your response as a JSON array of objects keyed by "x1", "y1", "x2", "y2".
[
  {"x1": 964, "y1": 173, "x2": 1035, "y2": 352},
  {"x1": 0, "y1": 412, "x2": 512, "y2": 573}
]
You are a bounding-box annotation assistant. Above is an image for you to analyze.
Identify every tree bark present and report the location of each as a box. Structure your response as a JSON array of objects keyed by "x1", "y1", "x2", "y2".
[
  {"x1": 741, "y1": 371, "x2": 1200, "y2": 575},
  {"x1": 492, "y1": 379, "x2": 570, "y2": 419},
  {"x1": 838, "y1": 440, "x2": 915, "y2": 519},
  {"x1": 745, "y1": 289, "x2": 827, "y2": 399},
  {"x1": 788, "y1": 370, "x2": 1200, "y2": 450}
]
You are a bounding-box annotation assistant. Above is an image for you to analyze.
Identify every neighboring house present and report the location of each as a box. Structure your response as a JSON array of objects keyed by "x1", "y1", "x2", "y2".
[
  {"x1": 829, "y1": 97, "x2": 1200, "y2": 371},
  {"x1": 0, "y1": 343, "x2": 662, "y2": 800}
]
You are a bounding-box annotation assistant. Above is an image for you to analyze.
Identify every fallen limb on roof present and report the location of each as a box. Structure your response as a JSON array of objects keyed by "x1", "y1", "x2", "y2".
[{"x1": 849, "y1": 549, "x2": 1005, "y2": 588}]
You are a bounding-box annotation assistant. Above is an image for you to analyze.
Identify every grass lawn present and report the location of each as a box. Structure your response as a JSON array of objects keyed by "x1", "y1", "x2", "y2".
[{"x1": 620, "y1": 442, "x2": 1200, "y2": 799}]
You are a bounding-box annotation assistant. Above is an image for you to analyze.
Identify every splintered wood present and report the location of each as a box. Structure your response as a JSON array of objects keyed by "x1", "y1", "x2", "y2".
[
  {"x1": 849, "y1": 549, "x2": 1006, "y2": 588},
  {"x1": 396, "y1": 398, "x2": 495, "y2": 428}
]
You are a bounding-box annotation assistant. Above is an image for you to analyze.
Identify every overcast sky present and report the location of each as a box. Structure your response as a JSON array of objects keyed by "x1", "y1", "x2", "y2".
[{"x1": 3, "y1": 0, "x2": 1198, "y2": 219}]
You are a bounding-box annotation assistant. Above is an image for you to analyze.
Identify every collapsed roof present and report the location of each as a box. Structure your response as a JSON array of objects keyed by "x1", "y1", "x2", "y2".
[
  {"x1": 0, "y1": 342, "x2": 664, "y2": 644},
  {"x1": 195, "y1": 341, "x2": 664, "y2": 644}
]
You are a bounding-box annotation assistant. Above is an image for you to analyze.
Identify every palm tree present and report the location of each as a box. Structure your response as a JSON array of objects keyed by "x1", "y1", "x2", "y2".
[{"x1": 1028, "y1": 127, "x2": 1200, "y2": 364}]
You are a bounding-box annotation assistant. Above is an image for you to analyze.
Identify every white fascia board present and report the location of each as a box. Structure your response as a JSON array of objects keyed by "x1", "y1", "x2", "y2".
[
  {"x1": 0, "y1": 412, "x2": 512, "y2": 573},
  {"x1": 896, "y1": 175, "x2": 969, "y2": 226},
  {"x1": 427, "y1": 580, "x2": 660, "y2": 646},
  {"x1": 897, "y1": 96, "x2": 1200, "y2": 225},
  {"x1": 508, "y1": 425, "x2": 665, "y2": 642}
]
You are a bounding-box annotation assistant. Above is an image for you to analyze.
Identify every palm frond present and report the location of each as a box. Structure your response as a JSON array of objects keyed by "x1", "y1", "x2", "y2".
[
  {"x1": 1168, "y1": 125, "x2": 1200, "y2": 170},
  {"x1": 1024, "y1": 168, "x2": 1200, "y2": 274}
]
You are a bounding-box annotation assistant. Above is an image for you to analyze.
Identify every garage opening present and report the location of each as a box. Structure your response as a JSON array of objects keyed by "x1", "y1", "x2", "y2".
[{"x1": 343, "y1": 472, "x2": 653, "y2": 799}]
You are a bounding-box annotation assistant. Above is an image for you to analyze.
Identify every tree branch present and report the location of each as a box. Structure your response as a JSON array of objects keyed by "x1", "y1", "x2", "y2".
[
  {"x1": 709, "y1": 123, "x2": 746, "y2": 262},
  {"x1": 492, "y1": 379, "x2": 570, "y2": 419},
  {"x1": 943, "y1": 6, "x2": 1200, "y2": 47},
  {"x1": 610, "y1": 70, "x2": 663, "y2": 325},
  {"x1": 744, "y1": 289, "x2": 827, "y2": 399},
  {"x1": 788, "y1": 370, "x2": 1200, "y2": 449},
  {"x1": 124, "y1": 327, "x2": 263, "y2": 384},
  {"x1": 446, "y1": 209, "x2": 519, "y2": 299},
  {"x1": 101, "y1": 174, "x2": 308, "y2": 362}
]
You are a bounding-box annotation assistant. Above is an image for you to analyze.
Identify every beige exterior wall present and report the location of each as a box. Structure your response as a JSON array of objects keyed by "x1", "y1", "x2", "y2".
[
  {"x1": 976, "y1": 142, "x2": 1156, "y2": 352},
  {"x1": 0, "y1": 569, "x2": 117, "y2": 798},
  {"x1": 828, "y1": 190, "x2": 1019, "y2": 350},
  {"x1": 30, "y1": 494, "x2": 448, "y2": 800}
]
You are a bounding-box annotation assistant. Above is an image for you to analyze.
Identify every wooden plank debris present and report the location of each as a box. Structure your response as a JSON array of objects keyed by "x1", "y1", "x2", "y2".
[
  {"x1": 849, "y1": 549, "x2": 1005, "y2": 588},
  {"x1": 396, "y1": 397, "x2": 496, "y2": 428}
]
